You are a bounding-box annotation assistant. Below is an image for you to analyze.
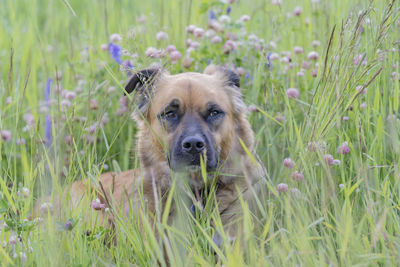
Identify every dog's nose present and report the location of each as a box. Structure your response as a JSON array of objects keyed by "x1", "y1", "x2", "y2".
[{"x1": 182, "y1": 135, "x2": 205, "y2": 154}]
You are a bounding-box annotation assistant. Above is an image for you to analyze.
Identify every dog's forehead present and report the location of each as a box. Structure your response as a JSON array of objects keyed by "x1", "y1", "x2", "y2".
[{"x1": 152, "y1": 73, "x2": 231, "y2": 111}]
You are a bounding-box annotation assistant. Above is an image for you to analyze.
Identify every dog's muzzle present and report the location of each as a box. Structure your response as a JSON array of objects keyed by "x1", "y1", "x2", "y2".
[{"x1": 170, "y1": 132, "x2": 218, "y2": 172}]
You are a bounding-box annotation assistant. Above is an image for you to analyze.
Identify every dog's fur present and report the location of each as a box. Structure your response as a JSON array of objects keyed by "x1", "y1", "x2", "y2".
[{"x1": 40, "y1": 65, "x2": 264, "y2": 239}]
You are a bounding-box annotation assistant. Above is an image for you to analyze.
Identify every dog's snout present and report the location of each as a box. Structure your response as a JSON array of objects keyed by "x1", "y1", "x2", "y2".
[{"x1": 182, "y1": 135, "x2": 205, "y2": 154}]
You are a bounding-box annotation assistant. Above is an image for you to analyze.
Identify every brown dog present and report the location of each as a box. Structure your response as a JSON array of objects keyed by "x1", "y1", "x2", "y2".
[{"x1": 43, "y1": 65, "x2": 264, "y2": 240}]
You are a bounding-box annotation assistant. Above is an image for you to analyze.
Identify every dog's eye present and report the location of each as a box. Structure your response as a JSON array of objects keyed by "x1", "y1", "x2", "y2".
[
  {"x1": 209, "y1": 110, "x2": 221, "y2": 118},
  {"x1": 163, "y1": 111, "x2": 177, "y2": 119}
]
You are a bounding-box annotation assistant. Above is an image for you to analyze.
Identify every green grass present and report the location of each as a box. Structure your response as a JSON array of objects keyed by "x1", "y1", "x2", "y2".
[{"x1": 1, "y1": 0, "x2": 400, "y2": 265}]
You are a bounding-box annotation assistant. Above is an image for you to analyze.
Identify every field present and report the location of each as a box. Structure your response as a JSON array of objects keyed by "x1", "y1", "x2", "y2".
[{"x1": 1, "y1": 0, "x2": 400, "y2": 266}]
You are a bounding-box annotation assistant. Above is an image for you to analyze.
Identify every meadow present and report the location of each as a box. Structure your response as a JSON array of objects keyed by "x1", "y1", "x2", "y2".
[{"x1": 0, "y1": 0, "x2": 400, "y2": 265}]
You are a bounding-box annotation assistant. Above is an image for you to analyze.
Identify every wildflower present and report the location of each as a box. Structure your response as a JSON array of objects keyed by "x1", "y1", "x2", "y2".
[
  {"x1": 342, "y1": 116, "x2": 349, "y2": 121},
  {"x1": 16, "y1": 138, "x2": 26, "y2": 145},
  {"x1": 222, "y1": 40, "x2": 236, "y2": 54},
  {"x1": 293, "y1": 6, "x2": 303, "y2": 16},
  {"x1": 145, "y1": 47, "x2": 160, "y2": 58},
  {"x1": 248, "y1": 34, "x2": 258, "y2": 43},
  {"x1": 219, "y1": 15, "x2": 231, "y2": 23},
  {"x1": 269, "y1": 53, "x2": 279, "y2": 61},
  {"x1": 100, "y1": 44, "x2": 109, "y2": 51},
  {"x1": 324, "y1": 154, "x2": 334, "y2": 165},
  {"x1": 297, "y1": 71, "x2": 304, "y2": 77},
  {"x1": 156, "y1": 31, "x2": 168, "y2": 41},
  {"x1": 291, "y1": 171, "x2": 304, "y2": 182},
  {"x1": 356, "y1": 85, "x2": 366, "y2": 94},
  {"x1": 240, "y1": 15, "x2": 250, "y2": 22},
  {"x1": 277, "y1": 183, "x2": 289, "y2": 192},
  {"x1": 360, "y1": 102, "x2": 366, "y2": 109},
  {"x1": 103, "y1": 164, "x2": 109, "y2": 171},
  {"x1": 301, "y1": 60, "x2": 312, "y2": 69},
  {"x1": 39, "y1": 202, "x2": 53, "y2": 214},
  {"x1": 308, "y1": 51, "x2": 319, "y2": 60},
  {"x1": 236, "y1": 67, "x2": 245, "y2": 76},
  {"x1": 136, "y1": 15, "x2": 147, "y2": 23},
  {"x1": 91, "y1": 198, "x2": 106, "y2": 211},
  {"x1": 332, "y1": 159, "x2": 341, "y2": 165},
  {"x1": 312, "y1": 40, "x2": 321, "y2": 47},
  {"x1": 211, "y1": 35, "x2": 222, "y2": 43},
  {"x1": 107, "y1": 86, "x2": 116, "y2": 93},
  {"x1": 209, "y1": 10, "x2": 216, "y2": 20},
  {"x1": 61, "y1": 99, "x2": 71, "y2": 109},
  {"x1": 183, "y1": 57, "x2": 193, "y2": 68},
  {"x1": 208, "y1": 20, "x2": 223, "y2": 32},
  {"x1": 226, "y1": 32, "x2": 237, "y2": 40},
  {"x1": 9, "y1": 235, "x2": 17, "y2": 245},
  {"x1": 6, "y1": 96, "x2": 12, "y2": 104},
  {"x1": 166, "y1": 45, "x2": 176, "y2": 53},
  {"x1": 248, "y1": 105, "x2": 259, "y2": 112},
  {"x1": 110, "y1": 33, "x2": 122, "y2": 42},
  {"x1": 311, "y1": 68, "x2": 318, "y2": 77},
  {"x1": 337, "y1": 141, "x2": 350, "y2": 154},
  {"x1": 293, "y1": 46, "x2": 304, "y2": 54},
  {"x1": 22, "y1": 187, "x2": 30, "y2": 198},
  {"x1": 64, "y1": 220, "x2": 73, "y2": 231},
  {"x1": 339, "y1": 184, "x2": 344, "y2": 189},
  {"x1": 194, "y1": 28, "x2": 205, "y2": 38},
  {"x1": 170, "y1": 51, "x2": 181, "y2": 62},
  {"x1": 353, "y1": 54, "x2": 367, "y2": 65},
  {"x1": 45, "y1": 114, "x2": 52, "y2": 145},
  {"x1": 226, "y1": 6, "x2": 231, "y2": 15},
  {"x1": 280, "y1": 56, "x2": 290, "y2": 63},
  {"x1": 271, "y1": 0, "x2": 282, "y2": 5},
  {"x1": 186, "y1": 25, "x2": 196, "y2": 34},
  {"x1": 283, "y1": 158, "x2": 295, "y2": 168},
  {"x1": 108, "y1": 42, "x2": 122, "y2": 64},
  {"x1": 286, "y1": 88, "x2": 299, "y2": 99},
  {"x1": 1, "y1": 130, "x2": 12, "y2": 142},
  {"x1": 205, "y1": 29, "x2": 216, "y2": 38},
  {"x1": 64, "y1": 90, "x2": 76, "y2": 99}
]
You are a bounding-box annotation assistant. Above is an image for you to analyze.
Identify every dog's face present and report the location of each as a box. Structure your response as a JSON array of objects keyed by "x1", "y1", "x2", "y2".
[{"x1": 125, "y1": 66, "x2": 250, "y2": 185}]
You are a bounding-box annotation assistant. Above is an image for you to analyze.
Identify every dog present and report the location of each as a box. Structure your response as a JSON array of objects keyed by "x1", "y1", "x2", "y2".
[{"x1": 39, "y1": 65, "x2": 264, "y2": 241}]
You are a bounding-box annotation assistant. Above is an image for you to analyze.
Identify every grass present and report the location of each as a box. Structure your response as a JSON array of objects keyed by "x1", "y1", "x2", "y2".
[{"x1": 1, "y1": 0, "x2": 400, "y2": 265}]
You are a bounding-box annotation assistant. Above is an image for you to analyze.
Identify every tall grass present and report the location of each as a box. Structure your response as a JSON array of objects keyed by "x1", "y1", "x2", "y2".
[{"x1": 1, "y1": 0, "x2": 399, "y2": 265}]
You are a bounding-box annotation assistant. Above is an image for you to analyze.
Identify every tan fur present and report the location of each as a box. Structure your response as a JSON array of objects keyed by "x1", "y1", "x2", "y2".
[{"x1": 38, "y1": 66, "x2": 264, "y2": 240}]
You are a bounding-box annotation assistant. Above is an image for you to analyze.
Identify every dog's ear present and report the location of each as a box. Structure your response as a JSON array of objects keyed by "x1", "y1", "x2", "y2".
[
  {"x1": 204, "y1": 65, "x2": 240, "y2": 88},
  {"x1": 124, "y1": 68, "x2": 160, "y2": 95},
  {"x1": 125, "y1": 68, "x2": 161, "y2": 113}
]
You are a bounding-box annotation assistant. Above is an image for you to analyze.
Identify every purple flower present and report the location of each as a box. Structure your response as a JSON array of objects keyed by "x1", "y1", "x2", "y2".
[
  {"x1": 291, "y1": 171, "x2": 304, "y2": 182},
  {"x1": 324, "y1": 154, "x2": 334, "y2": 165},
  {"x1": 108, "y1": 42, "x2": 122, "y2": 64},
  {"x1": 209, "y1": 10, "x2": 216, "y2": 20},
  {"x1": 91, "y1": 198, "x2": 106, "y2": 211},
  {"x1": 45, "y1": 78, "x2": 52, "y2": 102},
  {"x1": 266, "y1": 52, "x2": 273, "y2": 70},
  {"x1": 122, "y1": 60, "x2": 134, "y2": 76},
  {"x1": 44, "y1": 79, "x2": 53, "y2": 146},
  {"x1": 226, "y1": 6, "x2": 232, "y2": 14},
  {"x1": 1, "y1": 130, "x2": 11, "y2": 142},
  {"x1": 286, "y1": 88, "x2": 299, "y2": 99},
  {"x1": 283, "y1": 158, "x2": 295, "y2": 169},
  {"x1": 45, "y1": 115, "x2": 52, "y2": 145},
  {"x1": 337, "y1": 141, "x2": 350, "y2": 154},
  {"x1": 277, "y1": 183, "x2": 289, "y2": 192}
]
